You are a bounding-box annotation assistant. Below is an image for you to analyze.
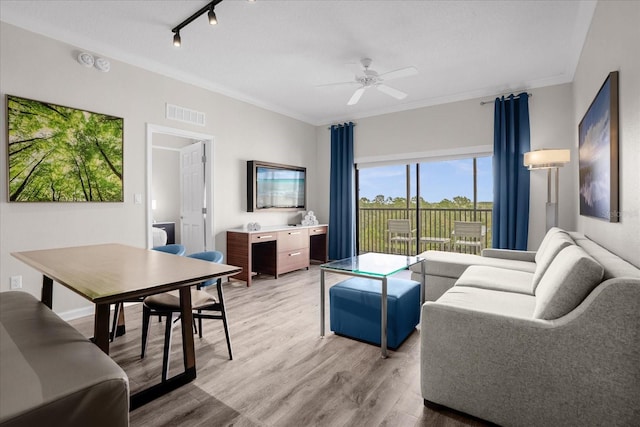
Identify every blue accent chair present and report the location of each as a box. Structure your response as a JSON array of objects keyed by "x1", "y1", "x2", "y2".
[{"x1": 330, "y1": 277, "x2": 421, "y2": 350}]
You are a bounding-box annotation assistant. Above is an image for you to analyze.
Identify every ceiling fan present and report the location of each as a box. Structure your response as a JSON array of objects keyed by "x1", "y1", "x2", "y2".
[{"x1": 317, "y1": 58, "x2": 418, "y2": 105}]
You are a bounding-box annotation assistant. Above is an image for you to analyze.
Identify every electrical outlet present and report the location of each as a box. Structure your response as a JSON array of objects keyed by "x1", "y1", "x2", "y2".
[{"x1": 10, "y1": 275, "x2": 22, "y2": 289}]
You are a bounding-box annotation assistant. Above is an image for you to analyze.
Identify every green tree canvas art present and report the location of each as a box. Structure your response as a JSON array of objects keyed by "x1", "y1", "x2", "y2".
[{"x1": 7, "y1": 95, "x2": 123, "y2": 202}]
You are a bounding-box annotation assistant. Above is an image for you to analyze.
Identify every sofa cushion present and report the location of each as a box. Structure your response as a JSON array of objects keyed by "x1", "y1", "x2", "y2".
[
  {"x1": 534, "y1": 227, "x2": 565, "y2": 264},
  {"x1": 530, "y1": 231, "x2": 575, "y2": 292},
  {"x1": 455, "y1": 265, "x2": 535, "y2": 295},
  {"x1": 412, "y1": 250, "x2": 536, "y2": 278},
  {"x1": 436, "y1": 286, "x2": 536, "y2": 319},
  {"x1": 0, "y1": 291, "x2": 129, "y2": 427},
  {"x1": 533, "y1": 246, "x2": 604, "y2": 320}
]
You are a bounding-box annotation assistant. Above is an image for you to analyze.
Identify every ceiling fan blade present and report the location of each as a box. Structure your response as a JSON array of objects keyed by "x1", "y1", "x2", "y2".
[
  {"x1": 376, "y1": 84, "x2": 407, "y2": 100},
  {"x1": 348, "y1": 87, "x2": 366, "y2": 105},
  {"x1": 379, "y1": 66, "x2": 418, "y2": 81}
]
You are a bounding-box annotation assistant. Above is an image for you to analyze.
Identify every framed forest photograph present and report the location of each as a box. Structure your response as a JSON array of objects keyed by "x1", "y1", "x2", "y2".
[
  {"x1": 7, "y1": 95, "x2": 123, "y2": 202},
  {"x1": 578, "y1": 71, "x2": 619, "y2": 222}
]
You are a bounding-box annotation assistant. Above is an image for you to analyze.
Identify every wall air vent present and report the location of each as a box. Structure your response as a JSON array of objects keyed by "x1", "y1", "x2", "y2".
[{"x1": 166, "y1": 103, "x2": 205, "y2": 126}]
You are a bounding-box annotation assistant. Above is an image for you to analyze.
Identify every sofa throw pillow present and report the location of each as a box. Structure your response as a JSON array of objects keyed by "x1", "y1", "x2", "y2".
[
  {"x1": 533, "y1": 246, "x2": 604, "y2": 320},
  {"x1": 534, "y1": 227, "x2": 565, "y2": 264},
  {"x1": 531, "y1": 231, "x2": 575, "y2": 292}
]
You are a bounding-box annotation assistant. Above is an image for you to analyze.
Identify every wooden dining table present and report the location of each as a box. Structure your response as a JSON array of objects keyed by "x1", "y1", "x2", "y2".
[{"x1": 11, "y1": 243, "x2": 241, "y2": 409}]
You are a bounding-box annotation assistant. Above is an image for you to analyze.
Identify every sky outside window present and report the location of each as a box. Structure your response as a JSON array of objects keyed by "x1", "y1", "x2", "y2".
[
  {"x1": 358, "y1": 164, "x2": 407, "y2": 201},
  {"x1": 358, "y1": 156, "x2": 493, "y2": 203}
]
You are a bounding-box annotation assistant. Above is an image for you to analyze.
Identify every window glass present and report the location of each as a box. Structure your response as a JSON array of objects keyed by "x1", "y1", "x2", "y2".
[
  {"x1": 419, "y1": 159, "x2": 473, "y2": 208},
  {"x1": 358, "y1": 164, "x2": 406, "y2": 207}
]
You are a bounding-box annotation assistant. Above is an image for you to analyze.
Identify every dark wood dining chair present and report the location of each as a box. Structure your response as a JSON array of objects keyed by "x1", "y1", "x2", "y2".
[
  {"x1": 140, "y1": 250, "x2": 232, "y2": 381},
  {"x1": 110, "y1": 244, "x2": 186, "y2": 341}
]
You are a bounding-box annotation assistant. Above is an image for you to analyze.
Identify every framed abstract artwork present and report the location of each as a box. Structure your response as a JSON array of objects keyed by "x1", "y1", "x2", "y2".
[
  {"x1": 6, "y1": 95, "x2": 123, "y2": 202},
  {"x1": 578, "y1": 71, "x2": 619, "y2": 222}
]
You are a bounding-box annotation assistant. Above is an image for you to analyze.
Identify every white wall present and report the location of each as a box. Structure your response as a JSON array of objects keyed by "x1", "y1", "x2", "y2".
[
  {"x1": 0, "y1": 23, "x2": 317, "y2": 314},
  {"x1": 527, "y1": 84, "x2": 576, "y2": 247},
  {"x1": 572, "y1": 1, "x2": 640, "y2": 267},
  {"x1": 315, "y1": 84, "x2": 575, "y2": 251}
]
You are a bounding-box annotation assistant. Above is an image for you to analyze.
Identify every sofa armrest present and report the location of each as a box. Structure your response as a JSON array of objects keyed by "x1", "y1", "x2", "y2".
[
  {"x1": 481, "y1": 248, "x2": 536, "y2": 262},
  {"x1": 420, "y1": 278, "x2": 640, "y2": 426}
]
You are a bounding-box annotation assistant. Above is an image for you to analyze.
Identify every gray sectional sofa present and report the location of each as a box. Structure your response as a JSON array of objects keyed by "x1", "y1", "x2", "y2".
[
  {"x1": 0, "y1": 291, "x2": 129, "y2": 427},
  {"x1": 412, "y1": 228, "x2": 640, "y2": 426}
]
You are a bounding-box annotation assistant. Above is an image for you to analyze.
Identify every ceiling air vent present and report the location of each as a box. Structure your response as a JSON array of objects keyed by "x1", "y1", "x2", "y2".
[{"x1": 166, "y1": 103, "x2": 205, "y2": 127}]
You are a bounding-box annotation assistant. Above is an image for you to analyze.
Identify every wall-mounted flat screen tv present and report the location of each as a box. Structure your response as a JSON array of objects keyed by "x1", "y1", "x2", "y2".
[{"x1": 247, "y1": 161, "x2": 306, "y2": 212}]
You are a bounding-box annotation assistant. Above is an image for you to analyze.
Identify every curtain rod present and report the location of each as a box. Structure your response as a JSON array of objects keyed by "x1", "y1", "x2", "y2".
[
  {"x1": 480, "y1": 93, "x2": 532, "y2": 105},
  {"x1": 327, "y1": 122, "x2": 357, "y2": 130}
]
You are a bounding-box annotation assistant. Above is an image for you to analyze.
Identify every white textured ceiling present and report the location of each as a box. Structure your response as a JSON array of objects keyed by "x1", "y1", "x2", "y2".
[{"x1": 0, "y1": 0, "x2": 596, "y2": 125}]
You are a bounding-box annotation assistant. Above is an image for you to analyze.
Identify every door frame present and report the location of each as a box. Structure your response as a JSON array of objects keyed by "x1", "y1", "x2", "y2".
[{"x1": 146, "y1": 124, "x2": 214, "y2": 250}]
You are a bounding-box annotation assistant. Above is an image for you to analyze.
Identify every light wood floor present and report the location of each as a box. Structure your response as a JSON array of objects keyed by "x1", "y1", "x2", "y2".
[{"x1": 69, "y1": 265, "x2": 491, "y2": 427}]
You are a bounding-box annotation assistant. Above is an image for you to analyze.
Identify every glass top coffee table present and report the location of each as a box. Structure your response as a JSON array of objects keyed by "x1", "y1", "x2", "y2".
[{"x1": 320, "y1": 252, "x2": 425, "y2": 358}]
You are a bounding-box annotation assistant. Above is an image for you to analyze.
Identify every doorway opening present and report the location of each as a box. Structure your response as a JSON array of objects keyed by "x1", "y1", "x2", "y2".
[{"x1": 146, "y1": 124, "x2": 214, "y2": 253}]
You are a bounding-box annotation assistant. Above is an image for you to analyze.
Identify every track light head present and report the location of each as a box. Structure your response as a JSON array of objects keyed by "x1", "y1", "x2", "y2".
[
  {"x1": 173, "y1": 31, "x2": 181, "y2": 47},
  {"x1": 208, "y1": 6, "x2": 218, "y2": 25}
]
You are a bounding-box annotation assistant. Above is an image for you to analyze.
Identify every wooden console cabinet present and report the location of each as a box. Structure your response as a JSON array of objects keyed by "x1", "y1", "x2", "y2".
[{"x1": 227, "y1": 225, "x2": 328, "y2": 286}]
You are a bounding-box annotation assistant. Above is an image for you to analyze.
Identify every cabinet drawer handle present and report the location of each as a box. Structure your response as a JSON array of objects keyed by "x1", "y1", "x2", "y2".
[
  {"x1": 312, "y1": 229, "x2": 322, "y2": 233},
  {"x1": 288, "y1": 231, "x2": 301, "y2": 235},
  {"x1": 257, "y1": 235, "x2": 273, "y2": 239},
  {"x1": 289, "y1": 252, "x2": 301, "y2": 256}
]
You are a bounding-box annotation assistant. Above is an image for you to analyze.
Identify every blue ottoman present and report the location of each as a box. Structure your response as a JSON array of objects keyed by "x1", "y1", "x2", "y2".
[{"x1": 329, "y1": 277, "x2": 421, "y2": 349}]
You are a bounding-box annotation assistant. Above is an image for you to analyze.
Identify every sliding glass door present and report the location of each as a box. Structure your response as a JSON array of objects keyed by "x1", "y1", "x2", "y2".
[{"x1": 357, "y1": 156, "x2": 493, "y2": 255}]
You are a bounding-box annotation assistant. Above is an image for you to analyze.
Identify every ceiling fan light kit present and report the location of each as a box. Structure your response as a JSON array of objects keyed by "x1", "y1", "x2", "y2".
[{"x1": 319, "y1": 58, "x2": 418, "y2": 106}]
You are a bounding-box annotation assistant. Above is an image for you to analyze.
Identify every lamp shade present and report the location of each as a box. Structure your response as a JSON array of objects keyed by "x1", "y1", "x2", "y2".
[{"x1": 524, "y1": 149, "x2": 570, "y2": 169}]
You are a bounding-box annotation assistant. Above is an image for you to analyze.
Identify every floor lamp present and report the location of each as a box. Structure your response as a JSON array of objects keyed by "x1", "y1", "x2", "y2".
[{"x1": 524, "y1": 149, "x2": 571, "y2": 231}]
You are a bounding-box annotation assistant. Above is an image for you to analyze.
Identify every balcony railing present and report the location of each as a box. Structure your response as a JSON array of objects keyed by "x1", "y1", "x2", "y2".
[{"x1": 358, "y1": 207, "x2": 493, "y2": 255}]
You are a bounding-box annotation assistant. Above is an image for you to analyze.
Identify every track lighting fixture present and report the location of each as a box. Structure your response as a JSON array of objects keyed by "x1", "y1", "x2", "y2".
[
  {"x1": 171, "y1": 0, "x2": 223, "y2": 47},
  {"x1": 171, "y1": 0, "x2": 256, "y2": 47},
  {"x1": 171, "y1": 0, "x2": 255, "y2": 46}
]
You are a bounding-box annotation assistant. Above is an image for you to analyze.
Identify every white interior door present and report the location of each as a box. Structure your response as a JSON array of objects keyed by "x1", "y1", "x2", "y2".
[{"x1": 180, "y1": 141, "x2": 205, "y2": 254}]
